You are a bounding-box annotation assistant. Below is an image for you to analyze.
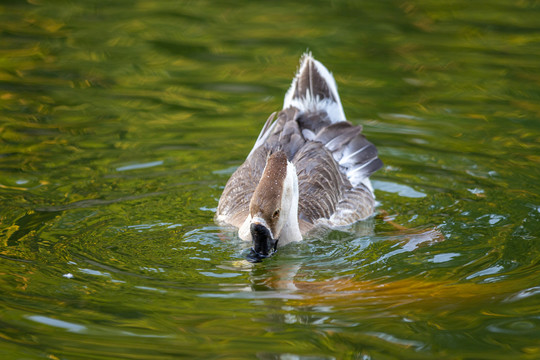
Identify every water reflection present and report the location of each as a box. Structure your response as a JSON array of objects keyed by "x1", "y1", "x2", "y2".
[
  {"x1": 1, "y1": 0, "x2": 540, "y2": 358},
  {"x1": 27, "y1": 315, "x2": 87, "y2": 334}
]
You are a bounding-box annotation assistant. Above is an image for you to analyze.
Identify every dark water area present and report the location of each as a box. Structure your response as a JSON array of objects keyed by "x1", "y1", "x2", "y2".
[{"x1": 1, "y1": 1, "x2": 540, "y2": 359}]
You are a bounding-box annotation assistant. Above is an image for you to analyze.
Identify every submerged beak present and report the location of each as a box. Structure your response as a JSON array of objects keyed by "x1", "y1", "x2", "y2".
[{"x1": 247, "y1": 223, "x2": 278, "y2": 263}]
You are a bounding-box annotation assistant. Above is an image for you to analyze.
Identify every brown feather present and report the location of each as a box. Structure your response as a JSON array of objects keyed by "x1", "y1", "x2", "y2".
[{"x1": 249, "y1": 151, "x2": 287, "y2": 234}]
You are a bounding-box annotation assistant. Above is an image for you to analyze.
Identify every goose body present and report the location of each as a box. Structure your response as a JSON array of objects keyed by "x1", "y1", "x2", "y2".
[{"x1": 216, "y1": 53, "x2": 382, "y2": 258}]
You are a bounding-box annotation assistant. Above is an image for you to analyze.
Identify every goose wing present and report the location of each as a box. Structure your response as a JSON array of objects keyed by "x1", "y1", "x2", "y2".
[
  {"x1": 216, "y1": 146, "x2": 267, "y2": 228},
  {"x1": 293, "y1": 141, "x2": 347, "y2": 224},
  {"x1": 293, "y1": 126, "x2": 379, "y2": 229}
]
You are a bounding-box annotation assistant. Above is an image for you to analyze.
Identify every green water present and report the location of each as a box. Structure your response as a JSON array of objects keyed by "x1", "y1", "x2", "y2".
[{"x1": 1, "y1": 0, "x2": 540, "y2": 359}]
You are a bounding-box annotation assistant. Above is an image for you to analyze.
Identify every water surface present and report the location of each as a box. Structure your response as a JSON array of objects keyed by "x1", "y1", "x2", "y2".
[{"x1": 1, "y1": 0, "x2": 540, "y2": 359}]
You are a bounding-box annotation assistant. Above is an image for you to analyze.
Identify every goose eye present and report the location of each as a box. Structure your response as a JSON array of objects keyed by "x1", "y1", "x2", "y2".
[{"x1": 272, "y1": 209, "x2": 280, "y2": 219}]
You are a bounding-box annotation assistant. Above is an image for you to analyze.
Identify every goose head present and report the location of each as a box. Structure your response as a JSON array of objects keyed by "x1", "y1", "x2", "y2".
[{"x1": 242, "y1": 151, "x2": 301, "y2": 262}]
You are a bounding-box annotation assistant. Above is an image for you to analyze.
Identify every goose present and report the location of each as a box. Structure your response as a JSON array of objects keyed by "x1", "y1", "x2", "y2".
[{"x1": 216, "y1": 53, "x2": 383, "y2": 261}]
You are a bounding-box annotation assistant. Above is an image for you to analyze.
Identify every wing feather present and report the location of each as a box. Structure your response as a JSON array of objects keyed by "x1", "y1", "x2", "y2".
[
  {"x1": 216, "y1": 146, "x2": 268, "y2": 228},
  {"x1": 293, "y1": 141, "x2": 377, "y2": 227},
  {"x1": 293, "y1": 142, "x2": 347, "y2": 224}
]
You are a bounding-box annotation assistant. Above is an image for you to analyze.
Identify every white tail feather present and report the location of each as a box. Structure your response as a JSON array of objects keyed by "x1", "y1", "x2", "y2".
[{"x1": 283, "y1": 52, "x2": 346, "y2": 123}]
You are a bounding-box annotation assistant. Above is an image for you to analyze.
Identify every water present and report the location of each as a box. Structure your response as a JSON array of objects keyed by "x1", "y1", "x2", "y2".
[{"x1": 1, "y1": 0, "x2": 539, "y2": 359}]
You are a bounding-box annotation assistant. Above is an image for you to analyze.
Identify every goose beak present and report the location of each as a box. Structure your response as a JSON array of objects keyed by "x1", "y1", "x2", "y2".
[{"x1": 247, "y1": 222, "x2": 278, "y2": 263}]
